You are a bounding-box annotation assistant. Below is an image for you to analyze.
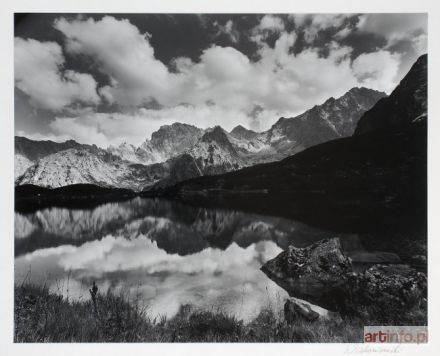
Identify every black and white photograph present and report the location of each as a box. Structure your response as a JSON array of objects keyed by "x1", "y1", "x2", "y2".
[{"x1": 3, "y1": 2, "x2": 437, "y2": 350}]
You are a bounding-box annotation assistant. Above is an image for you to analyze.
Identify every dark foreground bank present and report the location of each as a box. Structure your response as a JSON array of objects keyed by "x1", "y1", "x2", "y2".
[{"x1": 14, "y1": 284, "x2": 426, "y2": 343}]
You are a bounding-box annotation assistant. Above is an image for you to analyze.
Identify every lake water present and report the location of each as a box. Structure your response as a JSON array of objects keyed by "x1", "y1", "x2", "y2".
[{"x1": 14, "y1": 197, "x2": 405, "y2": 321}]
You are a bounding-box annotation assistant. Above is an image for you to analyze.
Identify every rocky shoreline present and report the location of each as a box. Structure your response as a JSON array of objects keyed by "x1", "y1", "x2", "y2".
[{"x1": 261, "y1": 238, "x2": 427, "y2": 322}]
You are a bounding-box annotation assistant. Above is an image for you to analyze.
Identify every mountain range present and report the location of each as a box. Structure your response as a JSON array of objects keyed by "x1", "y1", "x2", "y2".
[
  {"x1": 154, "y1": 54, "x2": 427, "y2": 231},
  {"x1": 15, "y1": 86, "x2": 385, "y2": 190}
]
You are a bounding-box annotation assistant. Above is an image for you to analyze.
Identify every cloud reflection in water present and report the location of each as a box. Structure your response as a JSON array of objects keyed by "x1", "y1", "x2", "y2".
[{"x1": 16, "y1": 233, "x2": 287, "y2": 321}]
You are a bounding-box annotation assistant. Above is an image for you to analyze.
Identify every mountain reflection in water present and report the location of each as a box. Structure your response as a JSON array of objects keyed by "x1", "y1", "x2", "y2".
[{"x1": 14, "y1": 197, "x2": 406, "y2": 321}]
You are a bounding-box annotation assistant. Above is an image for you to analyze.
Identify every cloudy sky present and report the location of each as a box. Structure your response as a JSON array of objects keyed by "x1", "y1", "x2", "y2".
[{"x1": 14, "y1": 13, "x2": 427, "y2": 148}]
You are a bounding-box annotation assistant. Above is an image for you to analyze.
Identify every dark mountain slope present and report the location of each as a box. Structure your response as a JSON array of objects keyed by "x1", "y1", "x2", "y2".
[{"x1": 355, "y1": 54, "x2": 427, "y2": 135}]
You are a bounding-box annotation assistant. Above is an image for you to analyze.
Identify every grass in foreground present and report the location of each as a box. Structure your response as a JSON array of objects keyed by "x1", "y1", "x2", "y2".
[{"x1": 14, "y1": 284, "x2": 426, "y2": 343}]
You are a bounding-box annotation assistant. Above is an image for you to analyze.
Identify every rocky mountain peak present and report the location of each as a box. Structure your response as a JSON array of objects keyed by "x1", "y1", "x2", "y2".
[
  {"x1": 322, "y1": 97, "x2": 336, "y2": 105},
  {"x1": 151, "y1": 122, "x2": 202, "y2": 142},
  {"x1": 324, "y1": 87, "x2": 386, "y2": 110},
  {"x1": 201, "y1": 126, "x2": 236, "y2": 154},
  {"x1": 150, "y1": 123, "x2": 203, "y2": 149},
  {"x1": 347, "y1": 86, "x2": 382, "y2": 96},
  {"x1": 230, "y1": 125, "x2": 259, "y2": 140},
  {"x1": 265, "y1": 86, "x2": 386, "y2": 151},
  {"x1": 131, "y1": 122, "x2": 206, "y2": 164},
  {"x1": 230, "y1": 124, "x2": 246, "y2": 134}
]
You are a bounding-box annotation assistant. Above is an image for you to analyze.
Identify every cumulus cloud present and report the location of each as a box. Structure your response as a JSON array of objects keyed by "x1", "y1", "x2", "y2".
[
  {"x1": 55, "y1": 15, "x2": 335, "y2": 115},
  {"x1": 54, "y1": 16, "x2": 174, "y2": 107},
  {"x1": 357, "y1": 13, "x2": 427, "y2": 54},
  {"x1": 51, "y1": 17, "x2": 372, "y2": 124},
  {"x1": 53, "y1": 16, "x2": 401, "y2": 112},
  {"x1": 253, "y1": 38, "x2": 360, "y2": 109},
  {"x1": 14, "y1": 38, "x2": 100, "y2": 111},
  {"x1": 352, "y1": 50, "x2": 401, "y2": 93}
]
